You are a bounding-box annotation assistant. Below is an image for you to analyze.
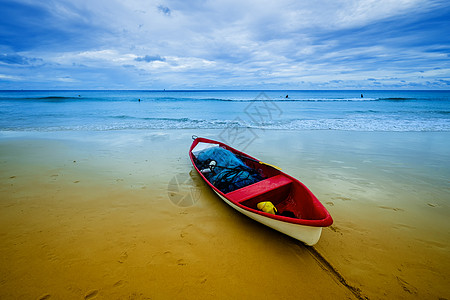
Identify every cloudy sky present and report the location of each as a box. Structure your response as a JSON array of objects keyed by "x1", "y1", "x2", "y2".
[{"x1": 0, "y1": 0, "x2": 449, "y2": 89}]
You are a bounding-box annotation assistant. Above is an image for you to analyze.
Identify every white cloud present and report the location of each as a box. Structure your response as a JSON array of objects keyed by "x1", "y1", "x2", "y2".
[
  {"x1": 0, "y1": 74, "x2": 22, "y2": 81},
  {"x1": 56, "y1": 76, "x2": 77, "y2": 82},
  {"x1": 334, "y1": 0, "x2": 422, "y2": 27},
  {"x1": 0, "y1": 0, "x2": 449, "y2": 89}
]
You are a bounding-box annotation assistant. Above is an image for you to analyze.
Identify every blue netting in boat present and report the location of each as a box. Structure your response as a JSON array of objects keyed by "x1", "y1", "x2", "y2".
[{"x1": 195, "y1": 146, "x2": 263, "y2": 193}]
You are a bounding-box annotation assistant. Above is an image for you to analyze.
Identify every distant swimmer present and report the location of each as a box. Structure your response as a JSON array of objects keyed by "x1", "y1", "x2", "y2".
[
  {"x1": 361, "y1": 94, "x2": 364, "y2": 98},
  {"x1": 286, "y1": 94, "x2": 289, "y2": 98},
  {"x1": 138, "y1": 98, "x2": 141, "y2": 102}
]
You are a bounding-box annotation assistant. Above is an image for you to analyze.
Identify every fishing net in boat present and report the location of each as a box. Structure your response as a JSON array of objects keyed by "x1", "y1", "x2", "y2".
[{"x1": 194, "y1": 146, "x2": 263, "y2": 193}]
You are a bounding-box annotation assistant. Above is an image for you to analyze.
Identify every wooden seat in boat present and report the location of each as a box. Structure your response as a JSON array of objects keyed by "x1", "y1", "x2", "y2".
[{"x1": 225, "y1": 174, "x2": 292, "y2": 203}]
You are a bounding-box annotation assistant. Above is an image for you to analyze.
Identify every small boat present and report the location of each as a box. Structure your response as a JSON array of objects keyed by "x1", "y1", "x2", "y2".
[{"x1": 189, "y1": 137, "x2": 333, "y2": 246}]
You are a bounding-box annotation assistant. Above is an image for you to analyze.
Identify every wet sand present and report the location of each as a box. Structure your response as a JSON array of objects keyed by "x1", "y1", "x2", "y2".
[{"x1": 0, "y1": 130, "x2": 449, "y2": 299}]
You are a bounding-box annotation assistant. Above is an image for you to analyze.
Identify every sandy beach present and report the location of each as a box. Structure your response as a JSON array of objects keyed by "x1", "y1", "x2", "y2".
[{"x1": 0, "y1": 129, "x2": 449, "y2": 299}]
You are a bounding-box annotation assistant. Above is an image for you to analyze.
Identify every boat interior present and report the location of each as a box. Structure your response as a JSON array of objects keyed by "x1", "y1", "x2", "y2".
[
  {"x1": 226, "y1": 156, "x2": 322, "y2": 220},
  {"x1": 192, "y1": 142, "x2": 325, "y2": 221}
]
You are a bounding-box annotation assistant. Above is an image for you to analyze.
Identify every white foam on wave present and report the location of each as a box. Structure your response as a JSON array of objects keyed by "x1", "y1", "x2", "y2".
[{"x1": 3, "y1": 117, "x2": 448, "y2": 132}]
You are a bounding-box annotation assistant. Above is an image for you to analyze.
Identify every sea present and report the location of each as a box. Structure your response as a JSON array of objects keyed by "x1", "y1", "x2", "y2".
[{"x1": 0, "y1": 90, "x2": 449, "y2": 132}]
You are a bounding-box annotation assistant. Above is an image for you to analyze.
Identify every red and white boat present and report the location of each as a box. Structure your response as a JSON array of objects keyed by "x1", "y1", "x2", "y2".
[{"x1": 189, "y1": 137, "x2": 333, "y2": 246}]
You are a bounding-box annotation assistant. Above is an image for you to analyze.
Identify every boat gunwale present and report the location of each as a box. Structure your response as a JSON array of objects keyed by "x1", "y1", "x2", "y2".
[{"x1": 189, "y1": 137, "x2": 333, "y2": 227}]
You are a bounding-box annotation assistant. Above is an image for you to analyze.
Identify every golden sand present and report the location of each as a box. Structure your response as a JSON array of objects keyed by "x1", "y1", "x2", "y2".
[{"x1": 0, "y1": 130, "x2": 449, "y2": 299}]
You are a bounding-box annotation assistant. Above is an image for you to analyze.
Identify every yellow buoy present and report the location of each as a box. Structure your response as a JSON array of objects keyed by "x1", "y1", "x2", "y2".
[{"x1": 257, "y1": 201, "x2": 278, "y2": 215}]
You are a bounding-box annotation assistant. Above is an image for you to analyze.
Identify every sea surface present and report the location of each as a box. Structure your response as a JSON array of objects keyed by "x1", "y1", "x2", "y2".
[{"x1": 0, "y1": 90, "x2": 449, "y2": 132}]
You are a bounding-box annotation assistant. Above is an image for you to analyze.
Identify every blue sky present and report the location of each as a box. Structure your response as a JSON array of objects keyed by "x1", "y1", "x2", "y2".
[{"x1": 0, "y1": 0, "x2": 449, "y2": 90}]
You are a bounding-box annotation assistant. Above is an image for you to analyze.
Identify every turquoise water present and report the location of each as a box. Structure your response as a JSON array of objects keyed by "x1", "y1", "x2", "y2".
[{"x1": 0, "y1": 90, "x2": 449, "y2": 131}]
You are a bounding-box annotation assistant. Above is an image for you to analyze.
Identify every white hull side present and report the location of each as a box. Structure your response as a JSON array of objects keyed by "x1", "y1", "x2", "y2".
[{"x1": 215, "y1": 192, "x2": 322, "y2": 246}]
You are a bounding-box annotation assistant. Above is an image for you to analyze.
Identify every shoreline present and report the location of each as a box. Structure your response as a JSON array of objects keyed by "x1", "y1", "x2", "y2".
[{"x1": 1, "y1": 129, "x2": 449, "y2": 299}]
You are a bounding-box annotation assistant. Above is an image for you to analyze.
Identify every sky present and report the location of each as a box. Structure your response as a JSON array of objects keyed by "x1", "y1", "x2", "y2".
[{"x1": 0, "y1": 0, "x2": 449, "y2": 90}]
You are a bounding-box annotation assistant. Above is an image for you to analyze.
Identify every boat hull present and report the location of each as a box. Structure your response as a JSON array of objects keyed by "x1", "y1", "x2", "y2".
[{"x1": 215, "y1": 191, "x2": 323, "y2": 246}]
